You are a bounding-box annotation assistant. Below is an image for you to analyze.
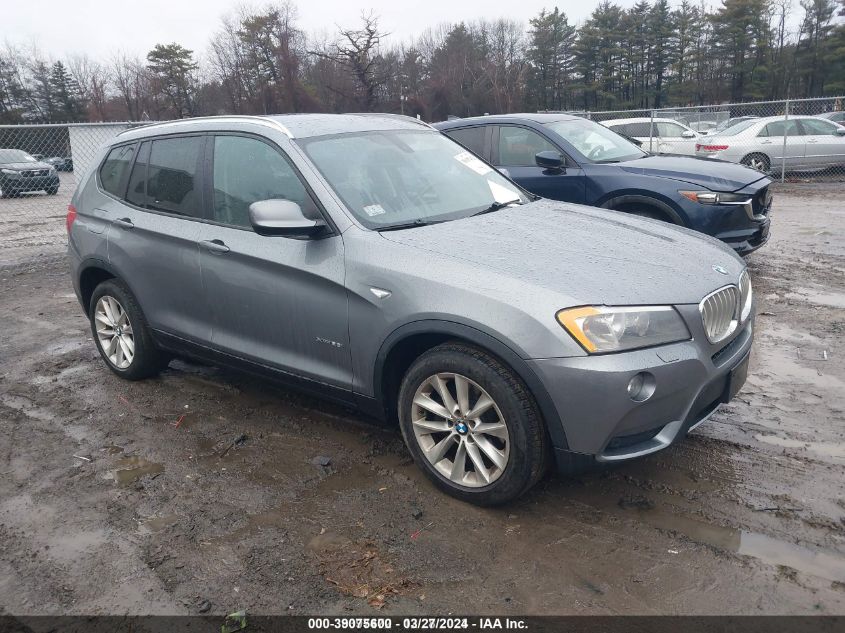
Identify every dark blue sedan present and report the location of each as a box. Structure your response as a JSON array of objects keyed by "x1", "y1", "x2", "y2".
[{"x1": 434, "y1": 114, "x2": 771, "y2": 255}]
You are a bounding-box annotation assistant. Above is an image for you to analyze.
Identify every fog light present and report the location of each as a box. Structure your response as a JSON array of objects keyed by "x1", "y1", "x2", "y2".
[{"x1": 627, "y1": 372, "x2": 655, "y2": 402}]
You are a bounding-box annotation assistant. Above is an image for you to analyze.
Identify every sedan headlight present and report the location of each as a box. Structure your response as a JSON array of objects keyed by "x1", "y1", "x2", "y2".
[
  {"x1": 739, "y1": 270, "x2": 753, "y2": 322},
  {"x1": 679, "y1": 191, "x2": 752, "y2": 205},
  {"x1": 1, "y1": 168, "x2": 19, "y2": 176},
  {"x1": 556, "y1": 306, "x2": 690, "y2": 354}
]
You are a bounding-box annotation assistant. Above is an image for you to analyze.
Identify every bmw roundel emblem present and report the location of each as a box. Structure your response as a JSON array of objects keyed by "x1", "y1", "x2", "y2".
[{"x1": 712, "y1": 265, "x2": 729, "y2": 275}]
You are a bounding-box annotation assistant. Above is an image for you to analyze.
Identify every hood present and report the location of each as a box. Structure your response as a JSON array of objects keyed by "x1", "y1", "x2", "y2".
[
  {"x1": 618, "y1": 154, "x2": 767, "y2": 192},
  {"x1": 379, "y1": 200, "x2": 744, "y2": 307},
  {"x1": 0, "y1": 161, "x2": 53, "y2": 171}
]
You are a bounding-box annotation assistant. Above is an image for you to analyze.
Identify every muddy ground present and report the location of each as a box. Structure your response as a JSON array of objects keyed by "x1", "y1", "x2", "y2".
[{"x1": 0, "y1": 186, "x2": 843, "y2": 616}]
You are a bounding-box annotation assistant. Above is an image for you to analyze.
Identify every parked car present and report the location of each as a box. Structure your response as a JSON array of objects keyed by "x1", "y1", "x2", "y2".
[
  {"x1": 0, "y1": 148, "x2": 60, "y2": 198},
  {"x1": 695, "y1": 115, "x2": 845, "y2": 172},
  {"x1": 709, "y1": 116, "x2": 758, "y2": 135},
  {"x1": 435, "y1": 114, "x2": 771, "y2": 255},
  {"x1": 600, "y1": 117, "x2": 701, "y2": 155},
  {"x1": 44, "y1": 156, "x2": 73, "y2": 171},
  {"x1": 688, "y1": 121, "x2": 719, "y2": 134},
  {"x1": 817, "y1": 111, "x2": 845, "y2": 124},
  {"x1": 68, "y1": 114, "x2": 754, "y2": 505}
]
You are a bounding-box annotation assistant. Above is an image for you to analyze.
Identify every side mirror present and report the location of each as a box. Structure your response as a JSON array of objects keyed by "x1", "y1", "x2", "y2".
[
  {"x1": 535, "y1": 150, "x2": 564, "y2": 171},
  {"x1": 682, "y1": 130, "x2": 697, "y2": 139},
  {"x1": 249, "y1": 199, "x2": 326, "y2": 238}
]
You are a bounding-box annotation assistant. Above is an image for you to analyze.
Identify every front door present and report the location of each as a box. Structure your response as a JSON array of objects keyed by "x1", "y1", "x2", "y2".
[
  {"x1": 493, "y1": 125, "x2": 586, "y2": 203},
  {"x1": 798, "y1": 118, "x2": 845, "y2": 168},
  {"x1": 758, "y1": 119, "x2": 806, "y2": 170},
  {"x1": 197, "y1": 133, "x2": 352, "y2": 391}
]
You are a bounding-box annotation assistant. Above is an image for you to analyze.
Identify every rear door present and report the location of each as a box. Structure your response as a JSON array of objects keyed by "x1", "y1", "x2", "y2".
[
  {"x1": 757, "y1": 120, "x2": 806, "y2": 169},
  {"x1": 492, "y1": 124, "x2": 586, "y2": 203},
  {"x1": 104, "y1": 135, "x2": 211, "y2": 343},
  {"x1": 197, "y1": 133, "x2": 352, "y2": 391},
  {"x1": 798, "y1": 118, "x2": 845, "y2": 168}
]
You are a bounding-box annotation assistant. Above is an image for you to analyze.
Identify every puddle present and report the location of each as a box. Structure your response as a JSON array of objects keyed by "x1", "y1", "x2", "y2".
[
  {"x1": 615, "y1": 503, "x2": 845, "y2": 583},
  {"x1": 138, "y1": 514, "x2": 180, "y2": 535},
  {"x1": 785, "y1": 288, "x2": 845, "y2": 309},
  {"x1": 111, "y1": 456, "x2": 164, "y2": 485},
  {"x1": 755, "y1": 433, "x2": 845, "y2": 460}
]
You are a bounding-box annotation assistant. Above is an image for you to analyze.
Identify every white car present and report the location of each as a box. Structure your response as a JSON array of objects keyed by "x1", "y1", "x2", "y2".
[
  {"x1": 694, "y1": 115, "x2": 845, "y2": 172},
  {"x1": 601, "y1": 117, "x2": 700, "y2": 155}
]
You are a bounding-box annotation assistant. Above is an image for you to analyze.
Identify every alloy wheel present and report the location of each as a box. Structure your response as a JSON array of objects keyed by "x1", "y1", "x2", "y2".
[
  {"x1": 94, "y1": 296, "x2": 135, "y2": 369},
  {"x1": 749, "y1": 157, "x2": 768, "y2": 172},
  {"x1": 411, "y1": 372, "x2": 510, "y2": 487}
]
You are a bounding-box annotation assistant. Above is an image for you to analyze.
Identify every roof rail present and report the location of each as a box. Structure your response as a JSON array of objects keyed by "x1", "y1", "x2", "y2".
[{"x1": 116, "y1": 115, "x2": 293, "y2": 138}]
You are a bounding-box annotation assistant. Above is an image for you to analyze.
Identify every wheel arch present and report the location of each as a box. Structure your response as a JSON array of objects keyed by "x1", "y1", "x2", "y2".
[
  {"x1": 599, "y1": 193, "x2": 684, "y2": 225},
  {"x1": 373, "y1": 320, "x2": 569, "y2": 450}
]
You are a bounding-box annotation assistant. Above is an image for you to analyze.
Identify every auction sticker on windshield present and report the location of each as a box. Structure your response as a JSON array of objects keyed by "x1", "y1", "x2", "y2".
[{"x1": 454, "y1": 151, "x2": 492, "y2": 175}]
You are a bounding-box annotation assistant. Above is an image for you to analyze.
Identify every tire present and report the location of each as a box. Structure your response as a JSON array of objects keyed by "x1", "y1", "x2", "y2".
[
  {"x1": 626, "y1": 207, "x2": 665, "y2": 221},
  {"x1": 89, "y1": 279, "x2": 169, "y2": 380},
  {"x1": 741, "y1": 153, "x2": 770, "y2": 173},
  {"x1": 397, "y1": 342, "x2": 549, "y2": 506},
  {"x1": 46, "y1": 187, "x2": 58, "y2": 195}
]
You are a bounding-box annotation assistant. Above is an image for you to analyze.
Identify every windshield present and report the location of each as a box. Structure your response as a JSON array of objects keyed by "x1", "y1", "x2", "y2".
[
  {"x1": 300, "y1": 130, "x2": 528, "y2": 229},
  {"x1": 0, "y1": 149, "x2": 36, "y2": 164},
  {"x1": 543, "y1": 119, "x2": 647, "y2": 163}
]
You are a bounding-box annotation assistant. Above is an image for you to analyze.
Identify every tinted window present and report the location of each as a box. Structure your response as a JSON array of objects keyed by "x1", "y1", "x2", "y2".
[
  {"x1": 445, "y1": 127, "x2": 487, "y2": 158},
  {"x1": 497, "y1": 126, "x2": 558, "y2": 166},
  {"x1": 147, "y1": 137, "x2": 202, "y2": 217},
  {"x1": 126, "y1": 141, "x2": 150, "y2": 207},
  {"x1": 100, "y1": 144, "x2": 135, "y2": 197},
  {"x1": 761, "y1": 120, "x2": 802, "y2": 137},
  {"x1": 800, "y1": 118, "x2": 839, "y2": 135},
  {"x1": 212, "y1": 135, "x2": 317, "y2": 228},
  {"x1": 625, "y1": 122, "x2": 652, "y2": 137}
]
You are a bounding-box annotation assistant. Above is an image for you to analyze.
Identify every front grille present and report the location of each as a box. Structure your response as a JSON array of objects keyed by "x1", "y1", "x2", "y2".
[
  {"x1": 22, "y1": 169, "x2": 48, "y2": 178},
  {"x1": 700, "y1": 285, "x2": 739, "y2": 344}
]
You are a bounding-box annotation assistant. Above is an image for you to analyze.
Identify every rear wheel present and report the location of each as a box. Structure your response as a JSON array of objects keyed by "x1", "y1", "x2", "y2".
[
  {"x1": 398, "y1": 342, "x2": 549, "y2": 506},
  {"x1": 741, "y1": 153, "x2": 770, "y2": 173},
  {"x1": 89, "y1": 279, "x2": 169, "y2": 380}
]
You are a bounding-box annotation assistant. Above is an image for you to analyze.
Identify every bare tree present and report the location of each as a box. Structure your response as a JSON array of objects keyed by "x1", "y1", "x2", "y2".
[{"x1": 68, "y1": 54, "x2": 110, "y2": 120}]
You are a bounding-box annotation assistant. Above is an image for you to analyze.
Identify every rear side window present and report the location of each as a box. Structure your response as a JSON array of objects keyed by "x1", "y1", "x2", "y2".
[
  {"x1": 212, "y1": 135, "x2": 319, "y2": 229},
  {"x1": 99, "y1": 144, "x2": 135, "y2": 197},
  {"x1": 126, "y1": 141, "x2": 150, "y2": 207},
  {"x1": 760, "y1": 120, "x2": 802, "y2": 137},
  {"x1": 147, "y1": 136, "x2": 203, "y2": 217},
  {"x1": 445, "y1": 127, "x2": 486, "y2": 158},
  {"x1": 624, "y1": 122, "x2": 652, "y2": 137}
]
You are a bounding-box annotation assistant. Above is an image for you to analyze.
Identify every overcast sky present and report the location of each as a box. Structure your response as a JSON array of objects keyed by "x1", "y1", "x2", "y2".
[{"x1": 4, "y1": 0, "x2": 657, "y2": 62}]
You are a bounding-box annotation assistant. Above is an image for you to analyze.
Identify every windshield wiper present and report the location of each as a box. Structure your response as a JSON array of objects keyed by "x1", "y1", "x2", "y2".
[
  {"x1": 376, "y1": 218, "x2": 442, "y2": 232},
  {"x1": 471, "y1": 199, "x2": 523, "y2": 217}
]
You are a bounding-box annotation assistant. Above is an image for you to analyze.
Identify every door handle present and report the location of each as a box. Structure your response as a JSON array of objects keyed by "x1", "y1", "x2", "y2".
[
  {"x1": 112, "y1": 217, "x2": 134, "y2": 229},
  {"x1": 760, "y1": 140, "x2": 772, "y2": 144},
  {"x1": 201, "y1": 239, "x2": 230, "y2": 254},
  {"x1": 807, "y1": 139, "x2": 818, "y2": 144}
]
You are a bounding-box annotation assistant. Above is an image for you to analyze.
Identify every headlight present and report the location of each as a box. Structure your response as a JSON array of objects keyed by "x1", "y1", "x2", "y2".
[
  {"x1": 556, "y1": 306, "x2": 690, "y2": 354},
  {"x1": 739, "y1": 270, "x2": 753, "y2": 321},
  {"x1": 1, "y1": 169, "x2": 19, "y2": 176},
  {"x1": 679, "y1": 191, "x2": 752, "y2": 205}
]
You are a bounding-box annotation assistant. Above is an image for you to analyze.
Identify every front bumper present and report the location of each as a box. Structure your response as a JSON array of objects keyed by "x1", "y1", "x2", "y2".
[
  {"x1": 1, "y1": 175, "x2": 59, "y2": 193},
  {"x1": 529, "y1": 305, "x2": 754, "y2": 469}
]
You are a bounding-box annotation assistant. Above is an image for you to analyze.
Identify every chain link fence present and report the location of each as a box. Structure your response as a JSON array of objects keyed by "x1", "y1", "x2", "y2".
[
  {"x1": 0, "y1": 122, "x2": 142, "y2": 266},
  {"x1": 565, "y1": 96, "x2": 845, "y2": 183}
]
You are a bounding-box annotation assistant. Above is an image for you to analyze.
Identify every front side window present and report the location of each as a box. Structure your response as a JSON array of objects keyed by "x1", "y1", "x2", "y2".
[
  {"x1": 800, "y1": 118, "x2": 839, "y2": 135},
  {"x1": 300, "y1": 130, "x2": 527, "y2": 230},
  {"x1": 545, "y1": 119, "x2": 647, "y2": 163},
  {"x1": 212, "y1": 135, "x2": 318, "y2": 228},
  {"x1": 100, "y1": 144, "x2": 135, "y2": 197},
  {"x1": 655, "y1": 121, "x2": 686, "y2": 138},
  {"x1": 497, "y1": 126, "x2": 558, "y2": 166},
  {"x1": 147, "y1": 137, "x2": 202, "y2": 217}
]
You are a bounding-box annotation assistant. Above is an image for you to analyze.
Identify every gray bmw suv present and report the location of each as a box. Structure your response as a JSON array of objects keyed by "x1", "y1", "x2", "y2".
[{"x1": 67, "y1": 114, "x2": 754, "y2": 505}]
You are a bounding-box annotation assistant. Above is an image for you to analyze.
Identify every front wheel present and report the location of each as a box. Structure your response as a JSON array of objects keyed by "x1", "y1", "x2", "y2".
[
  {"x1": 46, "y1": 186, "x2": 59, "y2": 195},
  {"x1": 741, "y1": 153, "x2": 771, "y2": 173},
  {"x1": 89, "y1": 279, "x2": 169, "y2": 380},
  {"x1": 397, "y1": 342, "x2": 549, "y2": 506}
]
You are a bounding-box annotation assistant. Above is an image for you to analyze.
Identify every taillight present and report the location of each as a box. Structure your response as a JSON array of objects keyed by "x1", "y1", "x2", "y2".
[
  {"x1": 697, "y1": 144, "x2": 729, "y2": 152},
  {"x1": 66, "y1": 204, "x2": 77, "y2": 233}
]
